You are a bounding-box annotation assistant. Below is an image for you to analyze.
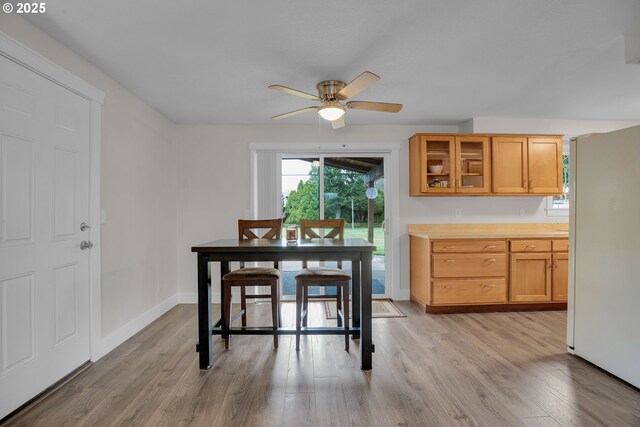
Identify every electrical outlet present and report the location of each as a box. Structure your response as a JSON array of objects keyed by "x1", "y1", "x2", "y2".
[
  {"x1": 519, "y1": 208, "x2": 526, "y2": 216},
  {"x1": 454, "y1": 208, "x2": 462, "y2": 218}
]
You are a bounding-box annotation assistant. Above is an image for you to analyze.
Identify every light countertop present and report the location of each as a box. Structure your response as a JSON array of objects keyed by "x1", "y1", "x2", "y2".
[
  {"x1": 409, "y1": 231, "x2": 568, "y2": 239},
  {"x1": 407, "y1": 223, "x2": 569, "y2": 240}
]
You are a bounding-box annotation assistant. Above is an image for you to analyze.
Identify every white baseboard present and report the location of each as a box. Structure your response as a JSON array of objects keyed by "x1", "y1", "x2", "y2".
[
  {"x1": 177, "y1": 290, "x2": 408, "y2": 302},
  {"x1": 393, "y1": 289, "x2": 410, "y2": 301},
  {"x1": 177, "y1": 292, "x2": 198, "y2": 304},
  {"x1": 92, "y1": 286, "x2": 410, "y2": 362},
  {"x1": 91, "y1": 293, "x2": 178, "y2": 361},
  {"x1": 177, "y1": 291, "x2": 241, "y2": 304}
]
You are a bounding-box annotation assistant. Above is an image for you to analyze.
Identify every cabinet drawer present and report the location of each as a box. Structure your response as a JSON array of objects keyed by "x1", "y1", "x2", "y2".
[
  {"x1": 432, "y1": 279, "x2": 507, "y2": 304},
  {"x1": 509, "y1": 240, "x2": 551, "y2": 252},
  {"x1": 432, "y1": 253, "x2": 506, "y2": 278},
  {"x1": 432, "y1": 239, "x2": 506, "y2": 253},
  {"x1": 552, "y1": 239, "x2": 568, "y2": 252}
]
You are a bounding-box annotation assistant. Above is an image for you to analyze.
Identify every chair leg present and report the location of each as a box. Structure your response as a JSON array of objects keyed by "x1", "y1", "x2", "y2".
[
  {"x1": 270, "y1": 279, "x2": 278, "y2": 350},
  {"x1": 296, "y1": 280, "x2": 302, "y2": 351},
  {"x1": 277, "y1": 281, "x2": 282, "y2": 328},
  {"x1": 223, "y1": 283, "x2": 232, "y2": 350},
  {"x1": 302, "y1": 286, "x2": 309, "y2": 327},
  {"x1": 240, "y1": 286, "x2": 247, "y2": 327},
  {"x1": 336, "y1": 286, "x2": 343, "y2": 328},
  {"x1": 342, "y1": 282, "x2": 350, "y2": 352}
]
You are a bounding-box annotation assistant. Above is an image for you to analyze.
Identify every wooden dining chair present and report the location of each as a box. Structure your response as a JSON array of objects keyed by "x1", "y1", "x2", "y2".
[
  {"x1": 222, "y1": 218, "x2": 282, "y2": 350},
  {"x1": 295, "y1": 218, "x2": 351, "y2": 352}
]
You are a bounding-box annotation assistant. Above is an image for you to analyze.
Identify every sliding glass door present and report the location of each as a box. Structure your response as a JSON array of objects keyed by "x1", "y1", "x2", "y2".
[{"x1": 281, "y1": 155, "x2": 388, "y2": 299}]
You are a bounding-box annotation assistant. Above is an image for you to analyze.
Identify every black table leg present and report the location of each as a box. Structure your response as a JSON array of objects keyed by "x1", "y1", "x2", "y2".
[
  {"x1": 197, "y1": 253, "x2": 212, "y2": 370},
  {"x1": 351, "y1": 259, "x2": 361, "y2": 340},
  {"x1": 360, "y1": 251, "x2": 373, "y2": 371},
  {"x1": 220, "y1": 261, "x2": 230, "y2": 343}
]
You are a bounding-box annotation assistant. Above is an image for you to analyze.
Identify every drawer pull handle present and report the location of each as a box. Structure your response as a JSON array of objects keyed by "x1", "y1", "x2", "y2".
[
  {"x1": 554, "y1": 259, "x2": 559, "y2": 268},
  {"x1": 444, "y1": 259, "x2": 456, "y2": 262},
  {"x1": 485, "y1": 258, "x2": 497, "y2": 262},
  {"x1": 443, "y1": 246, "x2": 456, "y2": 249},
  {"x1": 526, "y1": 245, "x2": 536, "y2": 248},
  {"x1": 482, "y1": 284, "x2": 496, "y2": 288},
  {"x1": 443, "y1": 285, "x2": 455, "y2": 289},
  {"x1": 484, "y1": 245, "x2": 496, "y2": 249}
]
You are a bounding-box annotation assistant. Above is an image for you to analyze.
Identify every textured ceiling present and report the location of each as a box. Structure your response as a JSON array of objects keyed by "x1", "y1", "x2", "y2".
[{"x1": 25, "y1": 0, "x2": 640, "y2": 125}]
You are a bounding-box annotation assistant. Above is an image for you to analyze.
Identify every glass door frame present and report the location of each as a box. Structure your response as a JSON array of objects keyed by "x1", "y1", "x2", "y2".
[{"x1": 279, "y1": 152, "x2": 392, "y2": 300}]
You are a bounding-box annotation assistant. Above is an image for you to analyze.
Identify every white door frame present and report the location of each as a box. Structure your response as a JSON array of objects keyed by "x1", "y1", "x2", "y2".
[
  {"x1": 0, "y1": 32, "x2": 105, "y2": 361},
  {"x1": 249, "y1": 142, "x2": 402, "y2": 301}
]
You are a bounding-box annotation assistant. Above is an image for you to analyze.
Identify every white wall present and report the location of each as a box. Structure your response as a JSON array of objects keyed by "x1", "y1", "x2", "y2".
[
  {"x1": 0, "y1": 15, "x2": 179, "y2": 337},
  {"x1": 469, "y1": 117, "x2": 640, "y2": 138},
  {"x1": 174, "y1": 124, "x2": 560, "y2": 298},
  {"x1": 175, "y1": 118, "x2": 639, "y2": 298}
]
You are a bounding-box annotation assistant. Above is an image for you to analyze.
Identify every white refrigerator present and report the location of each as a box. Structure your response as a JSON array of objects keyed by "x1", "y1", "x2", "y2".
[{"x1": 568, "y1": 125, "x2": 640, "y2": 388}]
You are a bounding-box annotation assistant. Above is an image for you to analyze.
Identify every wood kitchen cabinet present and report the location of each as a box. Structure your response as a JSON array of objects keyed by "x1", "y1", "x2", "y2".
[
  {"x1": 408, "y1": 224, "x2": 568, "y2": 313},
  {"x1": 409, "y1": 133, "x2": 563, "y2": 196},
  {"x1": 509, "y1": 252, "x2": 552, "y2": 302},
  {"x1": 509, "y1": 239, "x2": 568, "y2": 303},
  {"x1": 409, "y1": 134, "x2": 490, "y2": 195},
  {"x1": 552, "y1": 253, "x2": 569, "y2": 301},
  {"x1": 492, "y1": 136, "x2": 563, "y2": 195},
  {"x1": 551, "y1": 238, "x2": 568, "y2": 301}
]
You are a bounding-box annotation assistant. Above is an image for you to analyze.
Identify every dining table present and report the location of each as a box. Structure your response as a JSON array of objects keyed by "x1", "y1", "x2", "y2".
[{"x1": 191, "y1": 237, "x2": 376, "y2": 371}]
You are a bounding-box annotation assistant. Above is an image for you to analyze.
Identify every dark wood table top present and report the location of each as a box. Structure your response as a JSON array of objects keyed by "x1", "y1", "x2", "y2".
[{"x1": 191, "y1": 238, "x2": 376, "y2": 253}]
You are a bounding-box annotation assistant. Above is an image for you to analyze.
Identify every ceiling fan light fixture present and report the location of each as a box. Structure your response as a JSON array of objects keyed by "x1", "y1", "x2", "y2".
[{"x1": 317, "y1": 103, "x2": 345, "y2": 121}]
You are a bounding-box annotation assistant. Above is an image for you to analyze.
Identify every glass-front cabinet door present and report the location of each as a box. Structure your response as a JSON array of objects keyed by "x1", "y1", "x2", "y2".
[
  {"x1": 420, "y1": 135, "x2": 456, "y2": 193},
  {"x1": 455, "y1": 136, "x2": 490, "y2": 194}
]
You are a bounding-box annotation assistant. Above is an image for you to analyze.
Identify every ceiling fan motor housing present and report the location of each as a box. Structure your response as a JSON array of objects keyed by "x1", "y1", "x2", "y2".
[{"x1": 316, "y1": 80, "x2": 346, "y2": 101}]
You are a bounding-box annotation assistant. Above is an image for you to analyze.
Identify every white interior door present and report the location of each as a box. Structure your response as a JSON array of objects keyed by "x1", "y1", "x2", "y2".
[{"x1": 0, "y1": 54, "x2": 91, "y2": 418}]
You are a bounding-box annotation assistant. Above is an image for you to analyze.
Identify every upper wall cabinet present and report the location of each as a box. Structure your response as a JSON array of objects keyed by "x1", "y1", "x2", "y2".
[
  {"x1": 492, "y1": 136, "x2": 563, "y2": 195},
  {"x1": 409, "y1": 134, "x2": 490, "y2": 195},
  {"x1": 409, "y1": 133, "x2": 562, "y2": 197}
]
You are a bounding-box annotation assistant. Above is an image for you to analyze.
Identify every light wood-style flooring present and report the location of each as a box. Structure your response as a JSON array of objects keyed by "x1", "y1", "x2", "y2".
[{"x1": 4, "y1": 302, "x2": 640, "y2": 426}]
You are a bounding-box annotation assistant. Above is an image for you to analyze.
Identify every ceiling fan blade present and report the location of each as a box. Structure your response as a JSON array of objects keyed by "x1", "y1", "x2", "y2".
[
  {"x1": 346, "y1": 101, "x2": 403, "y2": 113},
  {"x1": 269, "y1": 85, "x2": 320, "y2": 101},
  {"x1": 331, "y1": 116, "x2": 345, "y2": 129},
  {"x1": 272, "y1": 106, "x2": 318, "y2": 120},
  {"x1": 336, "y1": 71, "x2": 380, "y2": 100}
]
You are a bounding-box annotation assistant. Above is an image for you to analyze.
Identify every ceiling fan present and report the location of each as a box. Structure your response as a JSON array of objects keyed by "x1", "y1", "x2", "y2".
[{"x1": 269, "y1": 71, "x2": 403, "y2": 129}]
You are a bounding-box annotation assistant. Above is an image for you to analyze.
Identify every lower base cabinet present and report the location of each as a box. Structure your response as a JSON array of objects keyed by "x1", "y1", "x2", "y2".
[
  {"x1": 410, "y1": 235, "x2": 568, "y2": 312},
  {"x1": 552, "y1": 253, "x2": 568, "y2": 301},
  {"x1": 509, "y1": 253, "x2": 552, "y2": 302},
  {"x1": 432, "y1": 279, "x2": 507, "y2": 305}
]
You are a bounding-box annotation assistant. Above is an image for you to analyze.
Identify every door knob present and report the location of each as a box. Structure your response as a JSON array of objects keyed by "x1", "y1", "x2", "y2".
[
  {"x1": 80, "y1": 222, "x2": 91, "y2": 232},
  {"x1": 80, "y1": 241, "x2": 93, "y2": 250}
]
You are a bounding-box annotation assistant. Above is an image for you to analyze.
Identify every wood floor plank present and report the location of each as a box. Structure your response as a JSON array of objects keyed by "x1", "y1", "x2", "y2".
[{"x1": 4, "y1": 302, "x2": 640, "y2": 427}]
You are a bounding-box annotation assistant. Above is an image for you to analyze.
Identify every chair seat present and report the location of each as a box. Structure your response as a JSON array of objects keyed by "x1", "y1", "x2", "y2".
[
  {"x1": 295, "y1": 267, "x2": 351, "y2": 281},
  {"x1": 223, "y1": 267, "x2": 281, "y2": 281}
]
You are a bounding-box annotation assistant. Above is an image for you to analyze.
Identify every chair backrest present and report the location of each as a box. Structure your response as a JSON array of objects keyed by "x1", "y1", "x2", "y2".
[
  {"x1": 238, "y1": 219, "x2": 282, "y2": 241},
  {"x1": 299, "y1": 219, "x2": 345, "y2": 268},
  {"x1": 238, "y1": 218, "x2": 282, "y2": 269}
]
